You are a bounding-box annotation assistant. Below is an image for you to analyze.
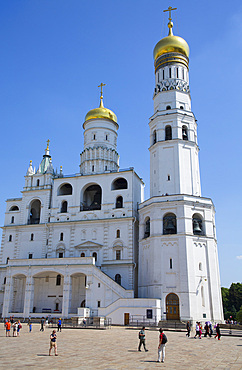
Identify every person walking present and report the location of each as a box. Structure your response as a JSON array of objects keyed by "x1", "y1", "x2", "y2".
[
  {"x1": 57, "y1": 318, "x2": 62, "y2": 332},
  {"x1": 186, "y1": 321, "x2": 191, "y2": 337},
  {"x1": 28, "y1": 320, "x2": 32, "y2": 333},
  {"x1": 209, "y1": 322, "x2": 213, "y2": 337},
  {"x1": 17, "y1": 320, "x2": 22, "y2": 336},
  {"x1": 49, "y1": 330, "x2": 58, "y2": 356},
  {"x1": 215, "y1": 323, "x2": 221, "y2": 340},
  {"x1": 40, "y1": 317, "x2": 45, "y2": 332},
  {"x1": 138, "y1": 326, "x2": 148, "y2": 352},
  {"x1": 157, "y1": 328, "x2": 167, "y2": 363},
  {"x1": 194, "y1": 322, "x2": 200, "y2": 338},
  {"x1": 204, "y1": 322, "x2": 209, "y2": 337}
]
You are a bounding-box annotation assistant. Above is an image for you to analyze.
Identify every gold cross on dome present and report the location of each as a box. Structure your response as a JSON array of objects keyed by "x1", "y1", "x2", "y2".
[
  {"x1": 46, "y1": 139, "x2": 50, "y2": 150},
  {"x1": 163, "y1": 6, "x2": 177, "y2": 21},
  {"x1": 98, "y1": 83, "x2": 106, "y2": 97}
]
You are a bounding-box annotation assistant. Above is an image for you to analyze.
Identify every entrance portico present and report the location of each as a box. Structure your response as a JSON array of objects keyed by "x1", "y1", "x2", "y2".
[{"x1": 2, "y1": 257, "x2": 134, "y2": 319}]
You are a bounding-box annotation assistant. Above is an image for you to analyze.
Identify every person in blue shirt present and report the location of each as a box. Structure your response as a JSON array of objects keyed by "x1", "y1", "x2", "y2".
[{"x1": 57, "y1": 318, "x2": 62, "y2": 332}]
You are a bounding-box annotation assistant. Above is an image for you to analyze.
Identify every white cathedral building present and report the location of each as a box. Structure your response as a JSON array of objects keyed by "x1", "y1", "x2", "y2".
[{"x1": 0, "y1": 13, "x2": 224, "y2": 325}]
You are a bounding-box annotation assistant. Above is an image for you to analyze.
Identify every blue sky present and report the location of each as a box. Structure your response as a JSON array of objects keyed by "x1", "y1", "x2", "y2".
[{"x1": 0, "y1": 0, "x2": 241, "y2": 287}]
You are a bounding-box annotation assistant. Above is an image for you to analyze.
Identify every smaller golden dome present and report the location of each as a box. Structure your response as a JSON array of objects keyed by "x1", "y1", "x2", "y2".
[
  {"x1": 85, "y1": 96, "x2": 117, "y2": 123},
  {"x1": 153, "y1": 21, "x2": 189, "y2": 61}
]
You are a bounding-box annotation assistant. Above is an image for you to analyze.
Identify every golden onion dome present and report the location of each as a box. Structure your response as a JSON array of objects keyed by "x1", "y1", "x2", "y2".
[
  {"x1": 153, "y1": 21, "x2": 189, "y2": 61},
  {"x1": 85, "y1": 96, "x2": 117, "y2": 123}
]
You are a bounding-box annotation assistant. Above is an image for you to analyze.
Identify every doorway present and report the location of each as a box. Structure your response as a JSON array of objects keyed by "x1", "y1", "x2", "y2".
[
  {"x1": 124, "y1": 313, "x2": 130, "y2": 325},
  {"x1": 166, "y1": 293, "x2": 179, "y2": 320}
]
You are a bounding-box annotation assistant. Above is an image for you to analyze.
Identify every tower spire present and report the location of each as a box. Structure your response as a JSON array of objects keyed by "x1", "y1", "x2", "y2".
[
  {"x1": 163, "y1": 6, "x2": 177, "y2": 35},
  {"x1": 98, "y1": 82, "x2": 106, "y2": 108}
]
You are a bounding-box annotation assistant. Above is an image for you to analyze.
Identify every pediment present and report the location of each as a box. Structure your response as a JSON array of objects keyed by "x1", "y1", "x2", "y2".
[{"x1": 74, "y1": 241, "x2": 103, "y2": 249}]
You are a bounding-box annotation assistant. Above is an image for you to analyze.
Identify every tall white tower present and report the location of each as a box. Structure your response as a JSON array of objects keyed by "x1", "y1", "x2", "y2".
[{"x1": 138, "y1": 8, "x2": 224, "y2": 324}]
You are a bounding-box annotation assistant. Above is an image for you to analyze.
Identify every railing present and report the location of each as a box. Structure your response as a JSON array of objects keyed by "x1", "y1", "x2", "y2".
[{"x1": 128, "y1": 315, "x2": 158, "y2": 327}]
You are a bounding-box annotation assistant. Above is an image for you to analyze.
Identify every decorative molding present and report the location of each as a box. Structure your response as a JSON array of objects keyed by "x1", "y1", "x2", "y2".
[{"x1": 154, "y1": 79, "x2": 190, "y2": 97}]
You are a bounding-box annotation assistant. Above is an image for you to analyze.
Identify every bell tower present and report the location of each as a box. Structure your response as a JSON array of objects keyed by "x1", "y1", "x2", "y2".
[
  {"x1": 150, "y1": 9, "x2": 201, "y2": 198},
  {"x1": 138, "y1": 8, "x2": 224, "y2": 325}
]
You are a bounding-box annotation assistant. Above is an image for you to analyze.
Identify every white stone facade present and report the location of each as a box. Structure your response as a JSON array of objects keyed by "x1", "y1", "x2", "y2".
[{"x1": 0, "y1": 20, "x2": 224, "y2": 325}]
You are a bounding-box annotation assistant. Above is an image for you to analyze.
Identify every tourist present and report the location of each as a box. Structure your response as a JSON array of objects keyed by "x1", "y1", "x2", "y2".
[
  {"x1": 5, "y1": 320, "x2": 11, "y2": 337},
  {"x1": 209, "y1": 322, "x2": 213, "y2": 337},
  {"x1": 17, "y1": 320, "x2": 22, "y2": 336},
  {"x1": 12, "y1": 321, "x2": 18, "y2": 337},
  {"x1": 138, "y1": 326, "x2": 148, "y2": 352},
  {"x1": 186, "y1": 321, "x2": 190, "y2": 337},
  {"x1": 215, "y1": 323, "x2": 221, "y2": 340},
  {"x1": 28, "y1": 319, "x2": 32, "y2": 333},
  {"x1": 57, "y1": 318, "x2": 62, "y2": 332},
  {"x1": 40, "y1": 317, "x2": 45, "y2": 331},
  {"x1": 49, "y1": 330, "x2": 58, "y2": 356},
  {"x1": 45, "y1": 317, "x2": 49, "y2": 328},
  {"x1": 199, "y1": 322, "x2": 202, "y2": 339},
  {"x1": 204, "y1": 322, "x2": 209, "y2": 337},
  {"x1": 157, "y1": 328, "x2": 167, "y2": 363},
  {"x1": 194, "y1": 322, "x2": 200, "y2": 338}
]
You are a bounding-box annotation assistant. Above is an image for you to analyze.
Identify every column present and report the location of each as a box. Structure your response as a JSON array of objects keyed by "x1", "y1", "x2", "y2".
[
  {"x1": 2, "y1": 275, "x2": 13, "y2": 318},
  {"x1": 62, "y1": 274, "x2": 71, "y2": 318},
  {"x1": 23, "y1": 275, "x2": 34, "y2": 318}
]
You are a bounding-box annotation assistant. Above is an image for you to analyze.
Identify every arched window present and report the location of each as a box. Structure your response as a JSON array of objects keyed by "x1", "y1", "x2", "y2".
[
  {"x1": 199, "y1": 262, "x2": 202, "y2": 271},
  {"x1": 56, "y1": 274, "x2": 61, "y2": 286},
  {"x1": 60, "y1": 233, "x2": 64, "y2": 241},
  {"x1": 115, "y1": 274, "x2": 121, "y2": 285},
  {"x1": 58, "y1": 183, "x2": 72, "y2": 196},
  {"x1": 163, "y1": 213, "x2": 177, "y2": 235},
  {"x1": 116, "y1": 229, "x2": 120, "y2": 238},
  {"x1": 193, "y1": 214, "x2": 204, "y2": 235},
  {"x1": 116, "y1": 250, "x2": 121, "y2": 260},
  {"x1": 9, "y1": 235, "x2": 12, "y2": 242},
  {"x1": 6, "y1": 257, "x2": 9, "y2": 264},
  {"x1": 81, "y1": 252, "x2": 85, "y2": 257},
  {"x1": 182, "y1": 125, "x2": 188, "y2": 140},
  {"x1": 81, "y1": 184, "x2": 102, "y2": 211},
  {"x1": 30, "y1": 233, "x2": 34, "y2": 241},
  {"x1": 61, "y1": 201, "x2": 68, "y2": 213},
  {"x1": 116, "y1": 196, "x2": 123, "y2": 208},
  {"x1": 111, "y1": 178, "x2": 128, "y2": 190},
  {"x1": 29, "y1": 199, "x2": 41, "y2": 224},
  {"x1": 144, "y1": 218, "x2": 150, "y2": 238},
  {"x1": 3, "y1": 277, "x2": 6, "y2": 284},
  {"x1": 201, "y1": 286, "x2": 205, "y2": 307},
  {"x1": 11, "y1": 216, "x2": 14, "y2": 224},
  {"x1": 166, "y1": 105, "x2": 171, "y2": 110},
  {"x1": 36, "y1": 179, "x2": 40, "y2": 186},
  {"x1": 153, "y1": 130, "x2": 157, "y2": 144},
  {"x1": 165, "y1": 125, "x2": 172, "y2": 141},
  {"x1": 9, "y1": 206, "x2": 19, "y2": 211},
  {"x1": 92, "y1": 252, "x2": 97, "y2": 261}
]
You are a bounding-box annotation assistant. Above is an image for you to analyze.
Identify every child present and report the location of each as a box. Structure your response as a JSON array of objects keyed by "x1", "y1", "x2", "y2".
[{"x1": 49, "y1": 330, "x2": 58, "y2": 356}]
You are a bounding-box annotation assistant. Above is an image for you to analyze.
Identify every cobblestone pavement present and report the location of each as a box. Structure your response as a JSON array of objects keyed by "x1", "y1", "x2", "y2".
[{"x1": 0, "y1": 324, "x2": 241, "y2": 369}]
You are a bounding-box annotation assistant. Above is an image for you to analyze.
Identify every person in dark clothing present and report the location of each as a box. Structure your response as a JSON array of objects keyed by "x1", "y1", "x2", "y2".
[
  {"x1": 209, "y1": 323, "x2": 213, "y2": 337},
  {"x1": 204, "y1": 323, "x2": 209, "y2": 337},
  {"x1": 138, "y1": 326, "x2": 148, "y2": 352},
  {"x1": 186, "y1": 321, "x2": 191, "y2": 337},
  {"x1": 40, "y1": 317, "x2": 45, "y2": 331},
  {"x1": 215, "y1": 323, "x2": 221, "y2": 340}
]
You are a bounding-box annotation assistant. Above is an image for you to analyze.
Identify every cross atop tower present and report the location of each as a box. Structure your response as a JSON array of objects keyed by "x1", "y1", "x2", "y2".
[
  {"x1": 163, "y1": 6, "x2": 177, "y2": 21},
  {"x1": 98, "y1": 83, "x2": 106, "y2": 98},
  {"x1": 46, "y1": 139, "x2": 50, "y2": 150}
]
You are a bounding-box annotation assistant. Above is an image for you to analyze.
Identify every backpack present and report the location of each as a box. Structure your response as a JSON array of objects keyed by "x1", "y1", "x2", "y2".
[{"x1": 162, "y1": 333, "x2": 168, "y2": 344}]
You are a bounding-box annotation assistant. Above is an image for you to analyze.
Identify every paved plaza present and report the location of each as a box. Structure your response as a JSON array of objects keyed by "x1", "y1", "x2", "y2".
[{"x1": 0, "y1": 324, "x2": 241, "y2": 369}]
